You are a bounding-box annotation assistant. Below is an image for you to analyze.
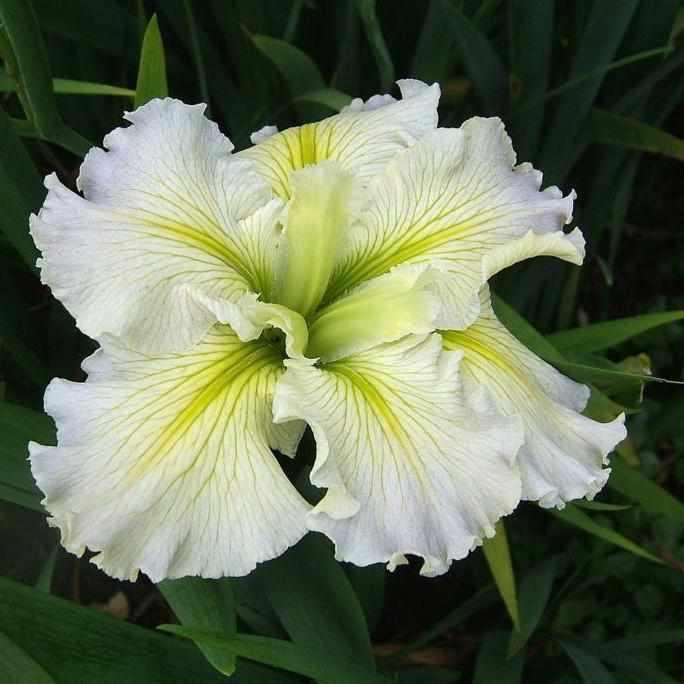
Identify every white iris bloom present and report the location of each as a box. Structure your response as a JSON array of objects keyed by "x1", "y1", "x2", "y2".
[{"x1": 28, "y1": 80, "x2": 625, "y2": 581}]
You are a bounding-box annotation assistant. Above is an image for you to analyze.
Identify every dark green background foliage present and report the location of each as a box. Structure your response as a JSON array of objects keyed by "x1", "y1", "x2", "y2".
[{"x1": 1, "y1": 1, "x2": 684, "y2": 682}]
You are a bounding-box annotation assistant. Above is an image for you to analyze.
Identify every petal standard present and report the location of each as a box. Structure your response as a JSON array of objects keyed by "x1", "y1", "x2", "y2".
[
  {"x1": 442, "y1": 288, "x2": 626, "y2": 508},
  {"x1": 29, "y1": 326, "x2": 309, "y2": 582},
  {"x1": 327, "y1": 119, "x2": 583, "y2": 330},
  {"x1": 273, "y1": 334, "x2": 524, "y2": 575},
  {"x1": 241, "y1": 79, "x2": 440, "y2": 198},
  {"x1": 31, "y1": 98, "x2": 281, "y2": 353}
]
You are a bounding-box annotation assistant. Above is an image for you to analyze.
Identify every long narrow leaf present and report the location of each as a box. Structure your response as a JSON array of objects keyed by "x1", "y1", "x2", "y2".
[
  {"x1": 254, "y1": 535, "x2": 375, "y2": 673},
  {"x1": 160, "y1": 627, "x2": 391, "y2": 684},
  {"x1": 355, "y1": 0, "x2": 394, "y2": 90},
  {"x1": 482, "y1": 520, "x2": 520, "y2": 630},
  {"x1": 508, "y1": 557, "x2": 557, "y2": 656},
  {"x1": 559, "y1": 640, "x2": 618, "y2": 684},
  {"x1": 608, "y1": 460, "x2": 684, "y2": 525},
  {"x1": 550, "y1": 504, "x2": 663, "y2": 564},
  {"x1": 159, "y1": 578, "x2": 237, "y2": 676},
  {"x1": 0, "y1": 74, "x2": 135, "y2": 97},
  {"x1": 0, "y1": 577, "x2": 236, "y2": 683},
  {"x1": 135, "y1": 14, "x2": 168, "y2": 106},
  {"x1": 0, "y1": 633, "x2": 55, "y2": 684},
  {"x1": 0, "y1": 107, "x2": 41, "y2": 269},
  {"x1": 549, "y1": 311, "x2": 684, "y2": 354},
  {"x1": 589, "y1": 108, "x2": 684, "y2": 160}
]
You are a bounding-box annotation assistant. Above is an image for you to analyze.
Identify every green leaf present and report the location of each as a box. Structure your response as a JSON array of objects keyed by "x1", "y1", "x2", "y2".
[
  {"x1": 182, "y1": 0, "x2": 210, "y2": 109},
  {"x1": 474, "y1": 631, "x2": 526, "y2": 684},
  {"x1": 482, "y1": 520, "x2": 520, "y2": 630},
  {"x1": 34, "y1": 547, "x2": 58, "y2": 594},
  {"x1": 0, "y1": 401, "x2": 54, "y2": 512},
  {"x1": 0, "y1": 74, "x2": 135, "y2": 97},
  {"x1": 602, "y1": 630, "x2": 684, "y2": 654},
  {"x1": 135, "y1": 14, "x2": 168, "y2": 107},
  {"x1": 594, "y1": 649, "x2": 681, "y2": 684},
  {"x1": 0, "y1": 0, "x2": 61, "y2": 137},
  {"x1": 549, "y1": 311, "x2": 684, "y2": 354},
  {"x1": 492, "y1": 295, "x2": 679, "y2": 412},
  {"x1": 0, "y1": 632, "x2": 55, "y2": 684},
  {"x1": 559, "y1": 640, "x2": 617, "y2": 684},
  {"x1": 508, "y1": 0, "x2": 554, "y2": 159},
  {"x1": 344, "y1": 564, "x2": 386, "y2": 635},
  {"x1": 355, "y1": 0, "x2": 394, "y2": 90},
  {"x1": 608, "y1": 459, "x2": 684, "y2": 525},
  {"x1": 538, "y1": 0, "x2": 640, "y2": 184},
  {"x1": 158, "y1": 578, "x2": 237, "y2": 676},
  {"x1": 293, "y1": 88, "x2": 352, "y2": 112},
  {"x1": 491, "y1": 294, "x2": 566, "y2": 364},
  {"x1": 411, "y1": 0, "x2": 456, "y2": 82},
  {"x1": 254, "y1": 534, "x2": 375, "y2": 673},
  {"x1": 550, "y1": 503, "x2": 663, "y2": 564},
  {"x1": 437, "y1": 0, "x2": 508, "y2": 114},
  {"x1": 0, "y1": 106, "x2": 41, "y2": 270},
  {"x1": 589, "y1": 108, "x2": 684, "y2": 160},
  {"x1": 398, "y1": 586, "x2": 497, "y2": 656},
  {"x1": 573, "y1": 501, "x2": 632, "y2": 512},
  {"x1": 251, "y1": 33, "x2": 324, "y2": 96},
  {"x1": 31, "y1": 0, "x2": 138, "y2": 60},
  {"x1": 0, "y1": 577, "x2": 239, "y2": 683},
  {"x1": 160, "y1": 627, "x2": 391, "y2": 684},
  {"x1": 0, "y1": 0, "x2": 90, "y2": 156},
  {"x1": 508, "y1": 557, "x2": 557, "y2": 656}
]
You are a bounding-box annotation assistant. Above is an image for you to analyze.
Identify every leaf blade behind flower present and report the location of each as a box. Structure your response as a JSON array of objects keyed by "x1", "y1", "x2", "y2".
[{"x1": 135, "y1": 14, "x2": 168, "y2": 107}]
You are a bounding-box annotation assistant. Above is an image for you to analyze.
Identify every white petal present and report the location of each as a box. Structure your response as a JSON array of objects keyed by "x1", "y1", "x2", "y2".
[
  {"x1": 273, "y1": 334, "x2": 523, "y2": 575},
  {"x1": 442, "y1": 287, "x2": 626, "y2": 508},
  {"x1": 328, "y1": 119, "x2": 582, "y2": 330},
  {"x1": 29, "y1": 327, "x2": 309, "y2": 581},
  {"x1": 31, "y1": 98, "x2": 280, "y2": 353},
  {"x1": 241, "y1": 79, "x2": 440, "y2": 198},
  {"x1": 250, "y1": 124, "x2": 279, "y2": 144}
]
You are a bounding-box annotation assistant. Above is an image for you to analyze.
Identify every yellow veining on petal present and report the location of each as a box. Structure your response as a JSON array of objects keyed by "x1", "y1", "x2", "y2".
[
  {"x1": 127, "y1": 336, "x2": 281, "y2": 479},
  {"x1": 323, "y1": 362, "x2": 414, "y2": 456},
  {"x1": 243, "y1": 122, "x2": 335, "y2": 199}
]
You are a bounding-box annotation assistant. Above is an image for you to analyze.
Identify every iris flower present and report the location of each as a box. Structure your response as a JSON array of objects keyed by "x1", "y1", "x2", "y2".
[{"x1": 28, "y1": 80, "x2": 625, "y2": 581}]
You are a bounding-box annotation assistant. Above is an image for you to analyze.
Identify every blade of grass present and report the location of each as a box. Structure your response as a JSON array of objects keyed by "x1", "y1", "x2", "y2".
[
  {"x1": 160, "y1": 627, "x2": 391, "y2": 683},
  {"x1": 0, "y1": 74, "x2": 135, "y2": 97},
  {"x1": 549, "y1": 311, "x2": 684, "y2": 354},
  {"x1": 182, "y1": 0, "x2": 210, "y2": 110},
  {"x1": 0, "y1": 0, "x2": 91, "y2": 155},
  {"x1": 508, "y1": 0, "x2": 554, "y2": 159},
  {"x1": 254, "y1": 535, "x2": 375, "y2": 674},
  {"x1": 0, "y1": 107, "x2": 41, "y2": 269},
  {"x1": 438, "y1": 0, "x2": 508, "y2": 115},
  {"x1": 158, "y1": 578, "x2": 237, "y2": 676},
  {"x1": 608, "y1": 460, "x2": 684, "y2": 525},
  {"x1": 135, "y1": 14, "x2": 168, "y2": 107},
  {"x1": 355, "y1": 0, "x2": 394, "y2": 90},
  {"x1": 589, "y1": 108, "x2": 684, "y2": 160},
  {"x1": 539, "y1": 0, "x2": 641, "y2": 184},
  {"x1": 482, "y1": 520, "x2": 520, "y2": 630},
  {"x1": 508, "y1": 557, "x2": 558, "y2": 656},
  {"x1": 550, "y1": 504, "x2": 663, "y2": 564},
  {"x1": 0, "y1": 633, "x2": 55, "y2": 684}
]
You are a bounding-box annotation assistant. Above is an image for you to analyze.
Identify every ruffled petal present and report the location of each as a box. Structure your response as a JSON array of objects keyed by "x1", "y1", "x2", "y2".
[
  {"x1": 328, "y1": 119, "x2": 582, "y2": 329},
  {"x1": 442, "y1": 287, "x2": 626, "y2": 508},
  {"x1": 273, "y1": 334, "x2": 523, "y2": 575},
  {"x1": 31, "y1": 98, "x2": 280, "y2": 353},
  {"x1": 29, "y1": 326, "x2": 309, "y2": 582},
  {"x1": 241, "y1": 79, "x2": 440, "y2": 198}
]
